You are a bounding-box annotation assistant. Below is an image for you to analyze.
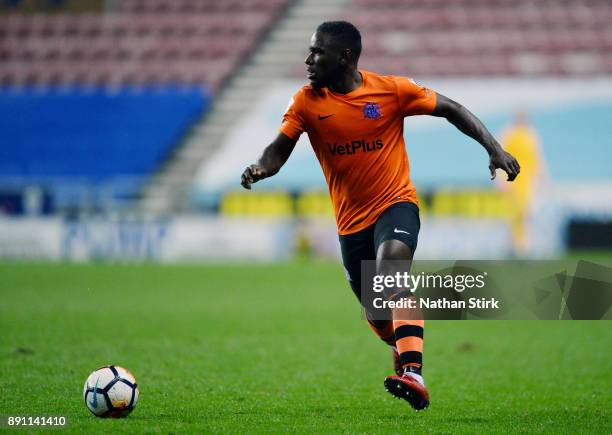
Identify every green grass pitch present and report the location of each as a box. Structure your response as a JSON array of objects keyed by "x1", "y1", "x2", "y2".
[{"x1": 1, "y1": 261, "x2": 610, "y2": 433}]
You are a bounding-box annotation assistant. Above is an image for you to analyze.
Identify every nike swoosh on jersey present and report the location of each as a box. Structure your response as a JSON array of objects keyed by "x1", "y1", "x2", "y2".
[
  {"x1": 394, "y1": 228, "x2": 410, "y2": 235},
  {"x1": 318, "y1": 114, "x2": 334, "y2": 120}
]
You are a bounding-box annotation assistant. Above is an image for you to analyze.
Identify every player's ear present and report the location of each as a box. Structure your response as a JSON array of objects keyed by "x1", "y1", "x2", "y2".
[{"x1": 340, "y1": 48, "x2": 351, "y2": 66}]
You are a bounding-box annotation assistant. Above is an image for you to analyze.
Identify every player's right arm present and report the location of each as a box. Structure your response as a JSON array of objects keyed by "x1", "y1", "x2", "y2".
[
  {"x1": 240, "y1": 133, "x2": 298, "y2": 190},
  {"x1": 241, "y1": 89, "x2": 305, "y2": 190}
]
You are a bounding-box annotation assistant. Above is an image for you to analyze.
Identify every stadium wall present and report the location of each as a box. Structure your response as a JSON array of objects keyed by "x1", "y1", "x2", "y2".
[{"x1": 0, "y1": 216, "x2": 293, "y2": 261}]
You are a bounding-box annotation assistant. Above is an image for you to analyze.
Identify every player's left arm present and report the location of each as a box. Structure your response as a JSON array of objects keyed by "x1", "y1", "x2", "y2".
[{"x1": 431, "y1": 93, "x2": 520, "y2": 181}]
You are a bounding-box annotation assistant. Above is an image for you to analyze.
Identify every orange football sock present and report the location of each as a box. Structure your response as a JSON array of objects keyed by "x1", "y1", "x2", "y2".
[{"x1": 392, "y1": 318, "x2": 424, "y2": 373}]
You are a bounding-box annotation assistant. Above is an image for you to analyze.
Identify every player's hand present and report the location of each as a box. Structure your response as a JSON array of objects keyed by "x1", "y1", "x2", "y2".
[
  {"x1": 489, "y1": 149, "x2": 520, "y2": 181},
  {"x1": 240, "y1": 164, "x2": 269, "y2": 189}
]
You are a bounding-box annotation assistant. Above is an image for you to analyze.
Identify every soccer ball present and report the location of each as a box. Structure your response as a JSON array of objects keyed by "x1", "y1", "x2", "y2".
[{"x1": 83, "y1": 365, "x2": 139, "y2": 418}]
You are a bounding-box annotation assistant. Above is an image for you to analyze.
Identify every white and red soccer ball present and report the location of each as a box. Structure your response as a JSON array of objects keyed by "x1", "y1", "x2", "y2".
[{"x1": 83, "y1": 365, "x2": 139, "y2": 418}]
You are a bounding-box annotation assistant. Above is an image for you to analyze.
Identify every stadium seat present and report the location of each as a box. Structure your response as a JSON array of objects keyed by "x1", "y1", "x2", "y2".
[
  {"x1": 0, "y1": 87, "x2": 211, "y2": 209},
  {"x1": 0, "y1": 0, "x2": 288, "y2": 90},
  {"x1": 296, "y1": 0, "x2": 612, "y2": 77}
]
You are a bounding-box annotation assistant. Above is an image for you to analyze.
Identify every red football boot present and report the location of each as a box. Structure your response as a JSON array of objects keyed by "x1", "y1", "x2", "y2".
[{"x1": 384, "y1": 373, "x2": 430, "y2": 411}]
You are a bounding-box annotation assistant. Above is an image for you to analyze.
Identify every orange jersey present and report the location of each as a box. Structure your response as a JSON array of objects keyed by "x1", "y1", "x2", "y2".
[{"x1": 280, "y1": 70, "x2": 436, "y2": 235}]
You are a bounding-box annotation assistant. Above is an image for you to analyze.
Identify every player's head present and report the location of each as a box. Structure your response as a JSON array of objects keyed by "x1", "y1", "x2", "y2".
[{"x1": 305, "y1": 21, "x2": 362, "y2": 88}]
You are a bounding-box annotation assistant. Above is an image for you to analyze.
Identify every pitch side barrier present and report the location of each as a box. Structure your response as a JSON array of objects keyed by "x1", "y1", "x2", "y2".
[{"x1": 360, "y1": 260, "x2": 612, "y2": 320}]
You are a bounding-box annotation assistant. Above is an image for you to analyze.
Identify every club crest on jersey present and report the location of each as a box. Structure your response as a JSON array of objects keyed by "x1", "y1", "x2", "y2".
[{"x1": 363, "y1": 102, "x2": 382, "y2": 119}]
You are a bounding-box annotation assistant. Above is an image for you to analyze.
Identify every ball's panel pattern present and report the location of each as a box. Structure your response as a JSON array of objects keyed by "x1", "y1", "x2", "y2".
[
  {"x1": 85, "y1": 367, "x2": 115, "y2": 389},
  {"x1": 84, "y1": 390, "x2": 109, "y2": 416},
  {"x1": 107, "y1": 365, "x2": 119, "y2": 377},
  {"x1": 115, "y1": 366, "x2": 136, "y2": 384},
  {"x1": 132, "y1": 383, "x2": 140, "y2": 407},
  {"x1": 83, "y1": 365, "x2": 139, "y2": 418},
  {"x1": 107, "y1": 381, "x2": 133, "y2": 409}
]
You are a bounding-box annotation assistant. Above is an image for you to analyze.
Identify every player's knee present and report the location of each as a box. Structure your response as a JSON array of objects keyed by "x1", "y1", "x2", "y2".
[
  {"x1": 377, "y1": 239, "x2": 412, "y2": 262},
  {"x1": 375, "y1": 240, "x2": 413, "y2": 294}
]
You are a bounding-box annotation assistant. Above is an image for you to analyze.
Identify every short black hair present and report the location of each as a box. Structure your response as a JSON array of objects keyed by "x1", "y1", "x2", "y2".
[{"x1": 316, "y1": 21, "x2": 362, "y2": 64}]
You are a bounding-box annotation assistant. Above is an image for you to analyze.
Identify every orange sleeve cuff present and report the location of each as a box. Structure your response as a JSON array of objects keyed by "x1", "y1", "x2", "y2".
[
  {"x1": 279, "y1": 121, "x2": 302, "y2": 141},
  {"x1": 425, "y1": 89, "x2": 437, "y2": 114}
]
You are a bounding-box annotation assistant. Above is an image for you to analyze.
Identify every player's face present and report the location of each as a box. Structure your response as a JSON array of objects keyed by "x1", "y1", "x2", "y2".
[{"x1": 305, "y1": 32, "x2": 342, "y2": 88}]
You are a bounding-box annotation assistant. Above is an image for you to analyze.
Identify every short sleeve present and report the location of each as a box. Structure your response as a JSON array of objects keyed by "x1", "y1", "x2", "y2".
[
  {"x1": 279, "y1": 90, "x2": 306, "y2": 140},
  {"x1": 395, "y1": 76, "x2": 437, "y2": 116}
]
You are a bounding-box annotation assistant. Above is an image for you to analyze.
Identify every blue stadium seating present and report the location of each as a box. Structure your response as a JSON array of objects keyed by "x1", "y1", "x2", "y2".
[{"x1": 0, "y1": 86, "x2": 210, "y2": 210}]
